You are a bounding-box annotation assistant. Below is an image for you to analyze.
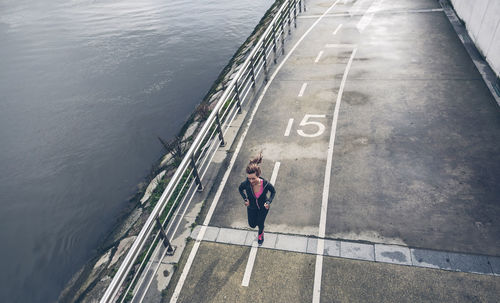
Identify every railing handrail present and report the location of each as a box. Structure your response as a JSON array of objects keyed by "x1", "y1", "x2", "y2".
[{"x1": 100, "y1": 0, "x2": 301, "y2": 301}]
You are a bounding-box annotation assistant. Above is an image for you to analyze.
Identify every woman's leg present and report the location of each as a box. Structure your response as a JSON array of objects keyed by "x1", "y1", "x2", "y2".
[
  {"x1": 257, "y1": 209, "x2": 269, "y2": 235},
  {"x1": 247, "y1": 208, "x2": 258, "y2": 228}
]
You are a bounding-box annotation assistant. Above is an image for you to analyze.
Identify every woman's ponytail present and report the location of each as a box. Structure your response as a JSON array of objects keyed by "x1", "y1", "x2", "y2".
[{"x1": 246, "y1": 152, "x2": 263, "y2": 176}]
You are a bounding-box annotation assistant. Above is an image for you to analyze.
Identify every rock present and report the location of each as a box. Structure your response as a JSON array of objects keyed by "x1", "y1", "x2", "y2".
[
  {"x1": 140, "y1": 170, "x2": 166, "y2": 204},
  {"x1": 93, "y1": 250, "x2": 112, "y2": 270},
  {"x1": 182, "y1": 121, "x2": 199, "y2": 141},
  {"x1": 160, "y1": 153, "x2": 173, "y2": 167},
  {"x1": 110, "y1": 236, "x2": 137, "y2": 267}
]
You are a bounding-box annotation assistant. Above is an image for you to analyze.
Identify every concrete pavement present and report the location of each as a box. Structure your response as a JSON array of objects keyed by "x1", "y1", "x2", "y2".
[{"x1": 160, "y1": 0, "x2": 500, "y2": 301}]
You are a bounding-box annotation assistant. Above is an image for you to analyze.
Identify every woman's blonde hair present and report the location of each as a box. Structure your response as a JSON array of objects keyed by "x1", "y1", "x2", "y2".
[{"x1": 246, "y1": 152, "x2": 263, "y2": 176}]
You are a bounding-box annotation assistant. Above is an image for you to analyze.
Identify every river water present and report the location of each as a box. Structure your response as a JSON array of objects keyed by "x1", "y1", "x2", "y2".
[{"x1": 0, "y1": 0, "x2": 272, "y2": 301}]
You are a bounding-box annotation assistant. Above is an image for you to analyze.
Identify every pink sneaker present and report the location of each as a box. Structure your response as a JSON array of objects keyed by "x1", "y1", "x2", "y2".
[{"x1": 258, "y1": 232, "x2": 264, "y2": 245}]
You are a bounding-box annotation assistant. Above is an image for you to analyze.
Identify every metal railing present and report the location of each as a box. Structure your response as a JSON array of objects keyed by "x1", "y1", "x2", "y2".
[{"x1": 100, "y1": 0, "x2": 304, "y2": 302}]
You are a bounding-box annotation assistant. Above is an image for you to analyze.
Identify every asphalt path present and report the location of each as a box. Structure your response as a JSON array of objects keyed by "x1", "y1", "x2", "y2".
[{"x1": 166, "y1": 0, "x2": 500, "y2": 302}]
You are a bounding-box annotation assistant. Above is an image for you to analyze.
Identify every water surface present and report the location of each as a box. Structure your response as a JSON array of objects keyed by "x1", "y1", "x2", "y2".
[{"x1": 0, "y1": 0, "x2": 272, "y2": 301}]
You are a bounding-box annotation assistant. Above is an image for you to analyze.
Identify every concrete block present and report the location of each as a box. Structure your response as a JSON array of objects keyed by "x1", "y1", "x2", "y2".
[
  {"x1": 260, "y1": 232, "x2": 278, "y2": 249},
  {"x1": 411, "y1": 248, "x2": 451, "y2": 270},
  {"x1": 486, "y1": 23, "x2": 500, "y2": 76},
  {"x1": 374, "y1": 244, "x2": 411, "y2": 266},
  {"x1": 190, "y1": 225, "x2": 202, "y2": 239},
  {"x1": 216, "y1": 228, "x2": 247, "y2": 245},
  {"x1": 203, "y1": 226, "x2": 220, "y2": 242},
  {"x1": 245, "y1": 231, "x2": 258, "y2": 246},
  {"x1": 467, "y1": 0, "x2": 490, "y2": 43},
  {"x1": 448, "y1": 252, "x2": 492, "y2": 274},
  {"x1": 476, "y1": 1, "x2": 500, "y2": 58},
  {"x1": 275, "y1": 234, "x2": 308, "y2": 253},
  {"x1": 340, "y1": 242, "x2": 374, "y2": 261},
  {"x1": 324, "y1": 240, "x2": 340, "y2": 257},
  {"x1": 307, "y1": 238, "x2": 318, "y2": 254},
  {"x1": 488, "y1": 256, "x2": 500, "y2": 276}
]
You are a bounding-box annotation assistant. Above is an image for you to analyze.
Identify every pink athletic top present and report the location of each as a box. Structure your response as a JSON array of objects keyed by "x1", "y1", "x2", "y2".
[{"x1": 254, "y1": 179, "x2": 264, "y2": 198}]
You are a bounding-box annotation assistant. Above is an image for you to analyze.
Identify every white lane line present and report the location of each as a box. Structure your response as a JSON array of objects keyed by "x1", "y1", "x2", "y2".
[
  {"x1": 170, "y1": 1, "x2": 342, "y2": 299},
  {"x1": 270, "y1": 161, "x2": 281, "y2": 184},
  {"x1": 284, "y1": 118, "x2": 294, "y2": 136},
  {"x1": 314, "y1": 50, "x2": 324, "y2": 63},
  {"x1": 241, "y1": 161, "x2": 280, "y2": 287},
  {"x1": 242, "y1": 242, "x2": 259, "y2": 286},
  {"x1": 357, "y1": 0, "x2": 384, "y2": 32},
  {"x1": 312, "y1": 48, "x2": 357, "y2": 303},
  {"x1": 298, "y1": 82, "x2": 308, "y2": 97},
  {"x1": 333, "y1": 24, "x2": 343, "y2": 35}
]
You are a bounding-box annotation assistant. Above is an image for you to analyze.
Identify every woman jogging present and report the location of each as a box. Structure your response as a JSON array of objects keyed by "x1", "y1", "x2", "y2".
[{"x1": 238, "y1": 153, "x2": 276, "y2": 245}]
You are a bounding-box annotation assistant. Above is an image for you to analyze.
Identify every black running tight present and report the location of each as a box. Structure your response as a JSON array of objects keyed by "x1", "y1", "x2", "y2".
[{"x1": 247, "y1": 207, "x2": 269, "y2": 235}]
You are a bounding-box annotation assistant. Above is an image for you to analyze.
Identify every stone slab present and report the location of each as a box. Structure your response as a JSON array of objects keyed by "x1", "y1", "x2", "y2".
[
  {"x1": 375, "y1": 244, "x2": 412, "y2": 266},
  {"x1": 260, "y1": 232, "x2": 278, "y2": 249},
  {"x1": 190, "y1": 225, "x2": 202, "y2": 239},
  {"x1": 448, "y1": 252, "x2": 493, "y2": 274},
  {"x1": 324, "y1": 240, "x2": 341, "y2": 257},
  {"x1": 216, "y1": 228, "x2": 248, "y2": 245},
  {"x1": 411, "y1": 248, "x2": 452, "y2": 270},
  {"x1": 307, "y1": 238, "x2": 318, "y2": 254},
  {"x1": 245, "y1": 231, "x2": 258, "y2": 246},
  {"x1": 340, "y1": 242, "x2": 375, "y2": 261},
  {"x1": 203, "y1": 226, "x2": 220, "y2": 242},
  {"x1": 275, "y1": 234, "x2": 308, "y2": 253}
]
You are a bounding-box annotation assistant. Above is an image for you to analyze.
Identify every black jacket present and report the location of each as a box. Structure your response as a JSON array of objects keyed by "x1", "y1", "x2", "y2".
[{"x1": 238, "y1": 177, "x2": 276, "y2": 210}]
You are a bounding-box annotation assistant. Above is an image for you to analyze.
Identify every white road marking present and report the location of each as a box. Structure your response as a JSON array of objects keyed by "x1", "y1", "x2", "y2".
[
  {"x1": 284, "y1": 118, "x2": 294, "y2": 136},
  {"x1": 298, "y1": 82, "x2": 308, "y2": 97},
  {"x1": 312, "y1": 48, "x2": 357, "y2": 303},
  {"x1": 333, "y1": 24, "x2": 343, "y2": 35},
  {"x1": 349, "y1": 0, "x2": 371, "y2": 16},
  {"x1": 357, "y1": 0, "x2": 384, "y2": 32},
  {"x1": 241, "y1": 161, "x2": 280, "y2": 287},
  {"x1": 170, "y1": 0, "x2": 342, "y2": 300},
  {"x1": 241, "y1": 242, "x2": 259, "y2": 286},
  {"x1": 314, "y1": 50, "x2": 324, "y2": 63},
  {"x1": 270, "y1": 161, "x2": 281, "y2": 184}
]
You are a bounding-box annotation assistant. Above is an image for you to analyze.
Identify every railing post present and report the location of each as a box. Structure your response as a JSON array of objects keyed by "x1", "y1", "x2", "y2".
[
  {"x1": 234, "y1": 80, "x2": 243, "y2": 114},
  {"x1": 215, "y1": 112, "x2": 226, "y2": 147},
  {"x1": 262, "y1": 47, "x2": 269, "y2": 82},
  {"x1": 299, "y1": 0, "x2": 302, "y2": 13},
  {"x1": 288, "y1": 9, "x2": 292, "y2": 35},
  {"x1": 281, "y1": 19, "x2": 285, "y2": 55},
  {"x1": 294, "y1": 4, "x2": 297, "y2": 28},
  {"x1": 303, "y1": 0, "x2": 307, "y2": 12},
  {"x1": 272, "y1": 24, "x2": 278, "y2": 63},
  {"x1": 155, "y1": 217, "x2": 175, "y2": 255},
  {"x1": 250, "y1": 57, "x2": 256, "y2": 88},
  {"x1": 190, "y1": 156, "x2": 204, "y2": 191}
]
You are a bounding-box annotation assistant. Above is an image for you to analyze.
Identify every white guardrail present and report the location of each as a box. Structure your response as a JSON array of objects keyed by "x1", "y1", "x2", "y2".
[{"x1": 100, "y1": 0, "x2": 304, "y2": 301}]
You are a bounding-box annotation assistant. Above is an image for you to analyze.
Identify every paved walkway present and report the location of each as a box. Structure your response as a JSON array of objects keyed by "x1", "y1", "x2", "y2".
[{"x1": 160, "y1": 0, "x2": 500, "y2": 302}]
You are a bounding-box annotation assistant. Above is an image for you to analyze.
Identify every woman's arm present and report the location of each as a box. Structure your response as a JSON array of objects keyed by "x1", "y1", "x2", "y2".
[{"x1": 238, "y1": 181, "x2": 248, "y2": 201}]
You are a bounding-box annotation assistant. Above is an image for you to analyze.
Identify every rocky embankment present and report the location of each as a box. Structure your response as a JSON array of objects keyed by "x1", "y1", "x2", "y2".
[{"x1": 59, "y1": 1, "x2": 283, "y2": 302}]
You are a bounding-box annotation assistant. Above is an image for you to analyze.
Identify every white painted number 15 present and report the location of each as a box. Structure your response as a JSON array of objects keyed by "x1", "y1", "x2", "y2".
[{"x1": 284, "y1": 114, "x2": 326, "y2": 137}]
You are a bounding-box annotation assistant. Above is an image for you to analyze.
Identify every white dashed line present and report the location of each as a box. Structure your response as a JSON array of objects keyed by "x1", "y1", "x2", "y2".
[
  {"x1": 314, "y1": 50, "x2": 324, "y2": 63},
  {"x1": 298, "y1": 82, "x2": 308, "y2": 97},
  {"x1": 284, "y1": 118, "x2": 294, "y2": 136},
  {"x1": 241, "y1": 161, "x2": 280, "y2": 287},
  {"x1": 333, "y1": 24, "x2": 343, "y2": 35}
]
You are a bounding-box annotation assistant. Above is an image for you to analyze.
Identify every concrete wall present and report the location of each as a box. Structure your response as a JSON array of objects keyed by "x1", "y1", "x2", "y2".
[{"x1": 450, "y1": 0, "x2": 500, "y2": 77}]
